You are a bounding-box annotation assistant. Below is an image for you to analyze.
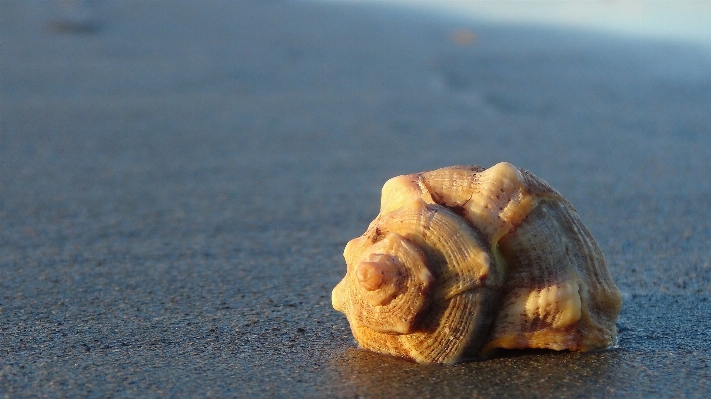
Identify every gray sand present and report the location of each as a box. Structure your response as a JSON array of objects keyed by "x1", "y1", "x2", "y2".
[{"x1": 1, "y1": 1, "x2": 710, "y2": 397}]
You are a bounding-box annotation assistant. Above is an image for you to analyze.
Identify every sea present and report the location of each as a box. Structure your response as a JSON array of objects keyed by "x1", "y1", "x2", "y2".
[{"x1": 327, "y1": 0, "x2": 711, "y2": 46}]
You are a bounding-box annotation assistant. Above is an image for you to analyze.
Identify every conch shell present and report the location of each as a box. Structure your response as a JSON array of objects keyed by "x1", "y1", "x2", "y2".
[{"x1": 332, "y1": 162, "x2": 622, "y2": 365}]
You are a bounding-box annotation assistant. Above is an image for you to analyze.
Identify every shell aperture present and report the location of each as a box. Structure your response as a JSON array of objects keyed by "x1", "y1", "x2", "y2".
[{"x1": 332, "y1": 162, "x2": 623, "y2": 364}]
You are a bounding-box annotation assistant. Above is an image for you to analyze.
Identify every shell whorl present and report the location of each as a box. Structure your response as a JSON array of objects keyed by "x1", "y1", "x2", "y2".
[
  {"x1": 332, "y1": 199, "x2": 500, "y2": 364},
  {"x1": 333, "y1": 162, "x2": 622, "y2": 364}
]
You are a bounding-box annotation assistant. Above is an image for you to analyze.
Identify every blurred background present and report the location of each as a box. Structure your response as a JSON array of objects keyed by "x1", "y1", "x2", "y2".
[
  {"x1": 366, "y1": 0, "x2": 711, "y2": 44},
  {"x1": 1, "y1": 0, "x2": 710, "y2": 397}
]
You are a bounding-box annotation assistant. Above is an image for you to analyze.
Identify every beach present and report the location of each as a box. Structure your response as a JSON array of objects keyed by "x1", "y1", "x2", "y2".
[{"x1": 1, "y1": 0, "x2": 710, "y2": 397}]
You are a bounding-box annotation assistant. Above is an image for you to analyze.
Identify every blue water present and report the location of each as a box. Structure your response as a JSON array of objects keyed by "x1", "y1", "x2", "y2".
[{"x1": 331, "y1": 0, "x2": 711, "y2": 46}]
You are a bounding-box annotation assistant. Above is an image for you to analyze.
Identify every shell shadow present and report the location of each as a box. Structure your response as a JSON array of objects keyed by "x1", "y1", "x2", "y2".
[{"x1": 329, "y1": 347, "x2": 631, "y2": 398}]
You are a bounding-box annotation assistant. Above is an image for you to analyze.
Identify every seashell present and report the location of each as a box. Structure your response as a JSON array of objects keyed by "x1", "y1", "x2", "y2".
[{"x1": 332, "y1": 162, "x2": 622, "y2": 364}]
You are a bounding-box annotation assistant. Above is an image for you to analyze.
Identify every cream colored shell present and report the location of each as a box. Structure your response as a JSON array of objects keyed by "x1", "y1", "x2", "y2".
[{"x1": 332, "y1": 162, "x2": 622, "y2": 364}]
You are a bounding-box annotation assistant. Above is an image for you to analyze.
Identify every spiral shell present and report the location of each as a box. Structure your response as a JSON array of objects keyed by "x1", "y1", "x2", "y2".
[{"x1": 332, "y1": 162, "x2": 622, "y2": 364}]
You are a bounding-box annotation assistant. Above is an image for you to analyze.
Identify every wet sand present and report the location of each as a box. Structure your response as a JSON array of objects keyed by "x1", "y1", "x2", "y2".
[{"x1": 1, "y1": 1, "x2": 710, "y2": 397}]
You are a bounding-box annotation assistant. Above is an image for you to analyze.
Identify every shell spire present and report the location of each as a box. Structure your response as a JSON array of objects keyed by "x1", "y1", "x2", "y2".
[{"x1": 333, "y1": 162, "x2": 622, "y2": 364}]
